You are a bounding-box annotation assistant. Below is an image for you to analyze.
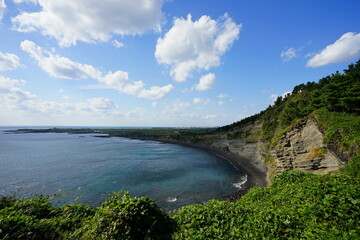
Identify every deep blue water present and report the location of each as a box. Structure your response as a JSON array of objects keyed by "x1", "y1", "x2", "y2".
[{"x1": 0, "y1": 130, "x2": 246, "y2": 211}]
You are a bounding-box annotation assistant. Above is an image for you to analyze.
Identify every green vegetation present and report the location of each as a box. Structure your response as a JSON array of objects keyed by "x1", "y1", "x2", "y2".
[
  {"x1": 173, "y1": 169, "x2": 359, "y2": 239},
  {"x1": 1, "y1": 168, "x2": 359, "y2": 239},
  {"x1": 0, "y1": 192, "x2": 173, "y2": 240}
]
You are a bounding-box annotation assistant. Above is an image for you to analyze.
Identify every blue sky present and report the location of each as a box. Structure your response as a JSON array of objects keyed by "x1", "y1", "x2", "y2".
[{"x1": 0, "y1": 0, "x2": 359, "y2": 127}]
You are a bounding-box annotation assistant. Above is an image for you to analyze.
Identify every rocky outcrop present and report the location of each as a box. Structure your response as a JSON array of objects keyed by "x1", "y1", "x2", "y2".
[
  {"x1": 196, "y1": 117, "x2": 343, "y2": 182},
  {"x1": 270, "y1": 118, "x2": 343, "y2": 175}
]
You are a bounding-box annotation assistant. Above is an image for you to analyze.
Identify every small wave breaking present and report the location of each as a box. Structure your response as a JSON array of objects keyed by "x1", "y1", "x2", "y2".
[
  {"x1": 166, "y1": 197, "x2": 177, "y2": 202},
  {"x1": 233, "y1": 175, "x2": 247, "y2": 189}
]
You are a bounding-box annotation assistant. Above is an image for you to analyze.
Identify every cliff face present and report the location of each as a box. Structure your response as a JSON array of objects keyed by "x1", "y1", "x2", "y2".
[
  {"x1": 208, "y1": 122, "x2": 268, "y2": 174},
  {"x1": 206, "y1": 117, "x2": 343, "y2": 181},
  {"x1": 270, "y1": 118, "x2": 343, "y2": 176}
]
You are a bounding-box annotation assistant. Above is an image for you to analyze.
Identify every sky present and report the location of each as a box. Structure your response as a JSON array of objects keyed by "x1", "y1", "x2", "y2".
[{"x1": 0, "y1": 0, "x2": 359, "y2": 127}]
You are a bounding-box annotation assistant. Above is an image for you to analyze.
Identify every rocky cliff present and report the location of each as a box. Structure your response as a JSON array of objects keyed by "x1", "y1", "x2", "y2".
[
  {"x1": 205, "y1": 117, "x2": 344, "y2": 182},
  {"x1": 270, "y1": 118, "x2": 344, "y2": 176}
]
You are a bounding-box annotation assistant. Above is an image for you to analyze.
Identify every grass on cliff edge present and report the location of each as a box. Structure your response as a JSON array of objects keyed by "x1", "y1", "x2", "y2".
[{"x1": 1, "y1": 159, "x2": 359, "y2": 239}]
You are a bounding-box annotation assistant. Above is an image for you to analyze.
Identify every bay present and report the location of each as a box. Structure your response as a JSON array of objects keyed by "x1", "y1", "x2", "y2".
[{"x1": 0, "y1": 130, "x2": 246, "y2": 211}]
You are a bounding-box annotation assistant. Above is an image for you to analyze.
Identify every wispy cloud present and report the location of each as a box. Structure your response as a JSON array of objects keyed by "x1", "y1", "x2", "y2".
[
  {"x1": 112, "y1": 40, "x2": 124, "y2": 48},
  {"x1": 21, "y1": 40, "x2": 101, "y2": 79},
  {"x1": 280, "y1": 47, "x2": 297, "y2": 61},
  {"x1": 0, "y1": 52, "x2": 21, "y2": 71}
]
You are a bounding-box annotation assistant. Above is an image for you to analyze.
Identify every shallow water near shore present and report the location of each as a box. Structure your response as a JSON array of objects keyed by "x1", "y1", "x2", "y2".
[{"x1": 0, "y1": 131, "x2": 246, "y2": 211}]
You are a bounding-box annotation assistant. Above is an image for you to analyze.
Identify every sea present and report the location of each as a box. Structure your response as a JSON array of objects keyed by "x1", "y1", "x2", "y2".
[{"x1": 0, "y1": 127, "x2": 246, "y2": 211}]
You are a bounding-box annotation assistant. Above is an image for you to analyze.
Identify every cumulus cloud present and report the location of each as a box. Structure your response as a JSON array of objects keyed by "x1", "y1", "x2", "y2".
[
  {"x1": 20, "y1": 40, "x2": 101, "y2": 79},
  {"x1": 20, "y1": 40, "x2": 173, "y2": 100},
  {"x1": 0, "y1": 52, "x2": 21, "y2": 71},
  {"x1": 155, "y1": 14, "x2": 241, "y2": 82},
  {"x1": 307, "y1": 32, "x2": 360, "y2": 67},
  {"x1": 100, "y1": 71, "x2": 173, "y2": 100},
  {"x1": 281, "y1": 47, "x2": 297, "y2": 61},
  {"x1": 0, "y1": 0, "x2": 6, "y2": 23},
  {"x1": 12, "y1": 0, "x2": 164, "y2": 47},
  {"x1": 194, "y1": 73, "x2": 216, "y2": 91}
]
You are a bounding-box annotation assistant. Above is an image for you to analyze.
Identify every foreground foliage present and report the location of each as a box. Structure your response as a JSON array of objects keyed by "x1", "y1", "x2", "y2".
[
  {"x1": 1, "y1": 167, "x2": 359, "y2": 239},
  {"x1": 173, "y1": 168, "x2": 360, "y2": 239},
  {"x1": 0, "y1": 192, "x2": 173, "y2": 240}
]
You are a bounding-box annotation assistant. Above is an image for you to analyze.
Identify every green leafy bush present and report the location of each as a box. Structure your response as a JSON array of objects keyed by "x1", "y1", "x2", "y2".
[
  {"x1": 0, "y1": 192, "x2": 173, "y2": 240},
  {"x1": 74, "y1": 191, "x2": 174, "y2": 240},
  {"x1": 173, "y1": 170, "x2": 360, "y2": 239}
]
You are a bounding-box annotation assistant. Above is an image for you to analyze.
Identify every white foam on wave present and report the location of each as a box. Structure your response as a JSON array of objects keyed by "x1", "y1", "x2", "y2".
[
  {"x1": 166, "y1": 197, "x2": 177, "y2": 202},
  {"x1": 233, "y1": 175, "x2": 247, "y2": 189}
]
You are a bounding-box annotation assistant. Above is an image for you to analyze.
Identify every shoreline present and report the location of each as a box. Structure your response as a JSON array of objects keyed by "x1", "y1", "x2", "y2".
[
  {"x1": 6, "y1": 128, "x2": 268, "y2": 202},
  {"x1": 115, "y1": 136, "x2": 268, "y2": 201}
]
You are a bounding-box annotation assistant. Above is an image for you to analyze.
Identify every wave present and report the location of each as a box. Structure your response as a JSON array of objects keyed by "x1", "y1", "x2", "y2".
[
  {"x1": 233, "y1": 175, "x2": 247, "y2": 189},
  {"x1": 166, "y1": 197, "x2": 177, "y2": 202}
]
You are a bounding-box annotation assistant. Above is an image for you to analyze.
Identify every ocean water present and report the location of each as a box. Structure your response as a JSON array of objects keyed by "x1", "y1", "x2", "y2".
[{"x1": 0, "y1": 130, "x2": 246, "y2": 211}]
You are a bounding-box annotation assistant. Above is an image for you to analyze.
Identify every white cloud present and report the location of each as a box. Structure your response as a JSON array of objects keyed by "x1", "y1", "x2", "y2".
[
  {"x1": 155, "y1": 14, "x2": 241, "y2": 82},
  {"x1": 0, "y1": 0, "x2": 5, "y2": 23},
  {"x1": 217, "y1": 93, "x2": 228, "y2": 99},
  {"x1": 20, "y1": 40, "x2": 101, "y2": 79},
  {"x1": 0, "y1": 52, "x2": 21, "y2": 71},
  {"x1": 218, "y1": 101, "x2": 225, "y2": 105},
  {"x1": 12, "y1": 0, "x2": 164, "y2": 47},
  {"x1": 307, "y1": 32, "x2": 360, "y2": 67},
  {"x1": 151, "y1": 101, "x2": 157, "y2": 107},
  {"x1": 20, "y1": 40, "x2": 173, "y2": 100},
  {"x1": 100, "y1": 71, "x2": 173, "y2": 100},
  {"x1": 194, "y1": 73, "x2": 216, "y2": 91},
  {"x1": 0, "y1": 75, "x2": 149, "y2": 125},
  {"x1": 280, "y1": 47, "x2": 297, "y2": 61},
  {"x1": 112, "y1": 40, "x2": 124, "y2": 48}
]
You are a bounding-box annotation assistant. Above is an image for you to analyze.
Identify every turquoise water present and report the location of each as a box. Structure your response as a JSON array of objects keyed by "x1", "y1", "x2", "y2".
[{"x1": 0, "y1": 131, "x2": 246, "y2": 211}]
